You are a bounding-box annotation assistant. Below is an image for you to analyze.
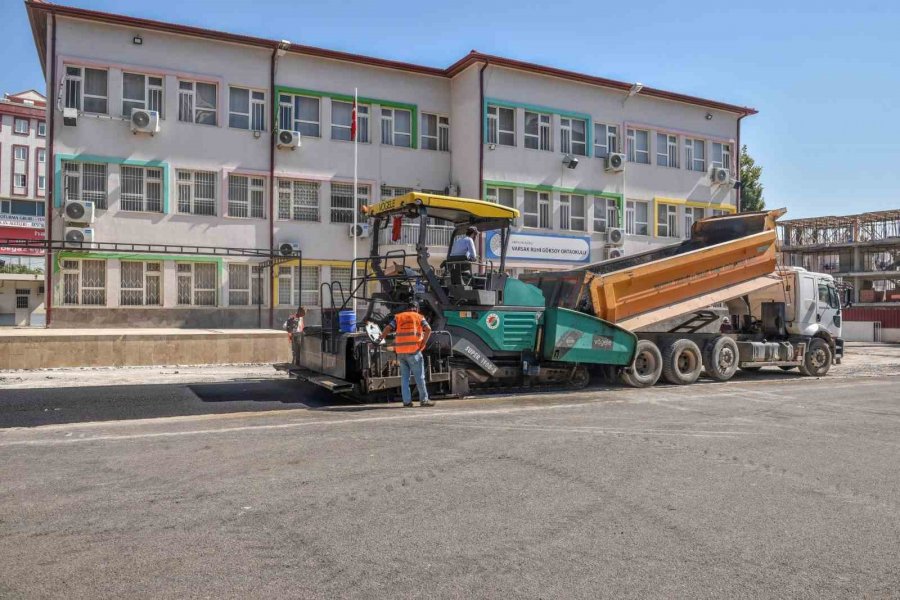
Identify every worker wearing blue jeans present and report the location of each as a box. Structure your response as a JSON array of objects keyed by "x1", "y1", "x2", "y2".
[
  {"x1": 398, "y1": 352, "x2": 430, "y2": 406},
  {"x1": 382, "y1": 302, "x2": 434, "y2": 407}
]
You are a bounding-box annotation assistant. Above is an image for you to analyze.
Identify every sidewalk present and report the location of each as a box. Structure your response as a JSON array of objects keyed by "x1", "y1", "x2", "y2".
[{"x1": 0, "y1": 328, "x2": 291, "y2": 370}]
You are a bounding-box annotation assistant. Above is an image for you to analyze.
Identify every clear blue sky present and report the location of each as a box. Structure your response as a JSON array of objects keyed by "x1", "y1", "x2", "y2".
[{"x1": 2, "y1": 0, "x2": 898, "y2": 219}]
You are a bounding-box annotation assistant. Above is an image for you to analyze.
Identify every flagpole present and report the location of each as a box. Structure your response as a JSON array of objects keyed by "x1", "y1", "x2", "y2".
[{"x1": 352, "y1": 87, "x2": 358, "y2": 315}]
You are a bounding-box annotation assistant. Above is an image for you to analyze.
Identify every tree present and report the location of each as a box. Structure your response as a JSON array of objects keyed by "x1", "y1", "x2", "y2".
[{"x1": 739, "y1": 145, "x2": 765, "y2": 212}]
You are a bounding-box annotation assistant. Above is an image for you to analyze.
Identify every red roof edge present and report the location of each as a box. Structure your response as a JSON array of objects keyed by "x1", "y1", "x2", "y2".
[
  {"x1": 447, "y1": 52, "x2": 757, "y2": 115},
  {"x1": 24, "y1": 1, "x2": 757, "y2": 116}
]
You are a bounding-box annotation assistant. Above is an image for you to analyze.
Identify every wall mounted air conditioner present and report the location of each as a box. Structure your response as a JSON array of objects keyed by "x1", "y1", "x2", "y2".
[
  {"x1": 277, "y1": 130, "x2": 301, "y2": 150},
  {"x1": 607, "y1": 227, "x2": 625, "y2": 246},
  {"x1": 278, "y1": 242, "x2": 301, "y2": 256},
  {"x1": 64, "y1": 227, "x2": 95, "y2": 246},
  {"x1": 605, "y1": 153, "x2": 625, "y2": 172},
  {"x1": 349, "y1": 223, "x2": 370, "y2": 238},
  {"x1": 606, "y1": 247, "x2": 625, "y2": 260},
  {"x1": 130, "y1": 109, "x2": 160, "y2": 135},
  {"x1": 64, "y1": 200, "x2": 95, "y2": 224},
  {"x1": 63, "y1": 107, "x2": 78, "y2": 127},
  {"x1": 710, "y1": 166, "x2": 732, "y2": 186}
]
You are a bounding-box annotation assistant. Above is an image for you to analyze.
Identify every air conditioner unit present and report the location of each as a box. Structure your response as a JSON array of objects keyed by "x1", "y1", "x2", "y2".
[
  {"x1": 64, "y1": 200, "x2": 95, "y2": 224},
  {"x1": 63, "y1": 107, "x2": 78, "y2": 127},
  {"x1": 130, "y1": 109, "x2": 160, "y2": 135},
  {"x1": 607, "y1": 227, "x2": 625, "y2": 246},
  {"x1": 445, "y1": 184, "x2": 459, "y2": 197},
  {"x1": 606, "y1": 247, "x2": 625, "y2": 260},
  {"x1": 278, "y1": 242, "x2": 301, "y2": 256},
  {"x1": 64, "y1": 227, "x2": 94, "y2": 246},
  {"x1": 710, "y1": 166, "x2": 732, "y2": 185},
  {"x1": 349, "y1": 223, "x2": 370, "y2": 238},
  {"x1": 277, "y1": 130, "x2": 301, "y2": 150},
  {"x1": 605, "y1": 153, "x2": 625, "y2": 172}
]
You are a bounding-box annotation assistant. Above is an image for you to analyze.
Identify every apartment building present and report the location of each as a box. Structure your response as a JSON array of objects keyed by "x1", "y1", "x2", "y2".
[
  {"x1": 0, "y1": 89, "x2": 47, "y2": 326},
  {"x1": 25, "y1": 0, "x2": 755, "y2": 328}
]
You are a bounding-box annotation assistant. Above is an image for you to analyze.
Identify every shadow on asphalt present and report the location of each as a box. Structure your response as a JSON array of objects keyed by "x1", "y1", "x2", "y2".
[{"x1": 1, "y1": 367, "x2": 816, "y2": 429}]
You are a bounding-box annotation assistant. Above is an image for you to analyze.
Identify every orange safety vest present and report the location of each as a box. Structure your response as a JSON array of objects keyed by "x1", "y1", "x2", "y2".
[{"x1": 394, "y1": 311, "x2": 426, "y2": 354}]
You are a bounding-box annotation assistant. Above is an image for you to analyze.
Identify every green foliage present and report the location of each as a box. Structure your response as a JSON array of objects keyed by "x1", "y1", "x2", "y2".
[
  {"x1": 0, "y1": 264, "x2": 44, "y2": 275},
  {"x1": 739, "y1": 145, "x2": 765, "y2": 212}
]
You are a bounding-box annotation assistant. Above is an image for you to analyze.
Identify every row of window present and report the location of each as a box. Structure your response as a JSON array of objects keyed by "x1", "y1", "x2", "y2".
[
  {"x1": 276, "y1": 93, "x2": 449, "y2": 151},
  {"x1": 60, "y1": 258, "x2": 346, "y2": 308},
  {"x1": 486, "y1": 104, "x2": 733, "y2": 172},
  {"x1": 486, "y1": 185, "x2": 728, "y2": 238},
  {"x1": 6, "y1": 146, "x2": 48, "y2": 196},
  {"x1": 64, "y1": 162, "x2": 418, "y2": 223},
  {"x1": 62, "y1": 65, "x2": 451, "y2": 151},
  {"x1": 64, "y1": 66, "x2": 240, "y2": 129},
  {"x1": 0, "y1": 199, "x2": 45, "y2": 217},
  {"x1": 1, "y1": 116, "x2": 46, "y2": 137}
]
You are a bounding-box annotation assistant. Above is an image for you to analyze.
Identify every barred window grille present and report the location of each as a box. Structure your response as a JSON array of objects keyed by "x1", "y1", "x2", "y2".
[
  {"x1": 177, "y1": 170, "x2": 217, "y2": 216},
  {"x1": 330, "y1": 267, "x2": 352, "y2": 306},
  {"x1": 560, "y1": 195, "x2": 571, "y2": 230},
  {"x1": 120, "y1": 261, "x2": 161, "y2": 306},
  {"x1": 193, "y1": 263, "x2": 217, "y2": 306},
  {"x1": 380, "y1": 185, "x2": 412, "y2": 199},
  {"x1": 277, "y1": 266, "x2": 293, "y2": 306},
  {"x1": 62, "y1": 259, "x2": 107, "y2": 306},
  {"x1": 330, "y1": 183, "x2": 370, "y2": 223},
  {"x1": 176, "y1": 263, "x2": 216, "y2": 306},
  {"x1": 63, "y1": 162, "x2": 108, "y2": 209},
  {"x1": 228, "y1": 264, "x2": 251, "y2": 306},
  {"x1": 177, "y1": 263, "x2": 193, "y2": 305},
  {"x1": 227, "y1": 176, "x2": 267, "y2": 219},
  {"x1": 120, "y1": 166, "x2": 162, "y2": 212},
  {"x1": 300, "y1": 266, "x2": 319, "y2": 306},
  {"x1": 277, "y1": 180, "x2": 319, "y2": 221}
]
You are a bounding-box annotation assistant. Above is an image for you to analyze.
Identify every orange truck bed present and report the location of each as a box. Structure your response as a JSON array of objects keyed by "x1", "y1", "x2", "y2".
[{"x1": 521, "y1": 209, "x2": 785, "y2": 325}]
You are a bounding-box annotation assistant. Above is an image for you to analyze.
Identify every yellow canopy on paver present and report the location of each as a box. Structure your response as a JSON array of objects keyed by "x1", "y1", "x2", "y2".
[{"x1": 365, "y1": 192, "x2": 519, "y2": 224}]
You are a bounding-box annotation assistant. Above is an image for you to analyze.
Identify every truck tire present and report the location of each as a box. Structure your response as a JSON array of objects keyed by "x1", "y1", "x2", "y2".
[
  {"x1": 798, "y1": 338, "x2": 832, "y2": 377},
  {"x1": 703, "y1": 335, "x2": 740, "y2": 382},
  {"x1": 620, "y1": 340, "x2": 663, "y2": 388},
  {"x1": 662, "y1": 339, "x2": 703, "y2": 385}
]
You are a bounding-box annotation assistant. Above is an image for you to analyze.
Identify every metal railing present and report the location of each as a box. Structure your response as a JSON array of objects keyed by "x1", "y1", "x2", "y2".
[{"x1": 377, "y1": 222, "x2": 453, "y2": 250}]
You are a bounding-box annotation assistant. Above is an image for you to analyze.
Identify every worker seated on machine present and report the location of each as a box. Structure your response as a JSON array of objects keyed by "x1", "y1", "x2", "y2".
[{"x1": 446, "y1": 226, "x2": 481, "y2": 288}]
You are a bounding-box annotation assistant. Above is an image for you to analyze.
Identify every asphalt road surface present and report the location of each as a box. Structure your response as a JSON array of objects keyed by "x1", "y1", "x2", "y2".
[{"x1": 2, "y1": 372, "x2": 899, "y2": 598}]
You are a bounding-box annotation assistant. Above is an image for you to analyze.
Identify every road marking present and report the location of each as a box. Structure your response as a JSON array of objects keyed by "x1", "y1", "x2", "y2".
[
  {"x1": 1, "y1": 377, "x2": 896, "y2": 448},
  {"x1": 437, "y1": 422, "x2": 758, "y2": 438}
]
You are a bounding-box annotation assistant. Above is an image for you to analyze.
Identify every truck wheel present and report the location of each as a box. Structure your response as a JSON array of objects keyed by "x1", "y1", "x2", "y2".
[
  {"x1": 620, "y1": 340, "x2": 663, "y2": 388},
  {"x1": 568, "y1": 365, "x2": 591, "y2": 389},
  {"x1": 798, "y1": 338, "x2": 832, "y2": 377},
  {"x1": 662, "y1": 339, "x2": 703, "y2": 385},
  {"x1": 703, "y1": 336, "x2": 739, "y2": 382}
]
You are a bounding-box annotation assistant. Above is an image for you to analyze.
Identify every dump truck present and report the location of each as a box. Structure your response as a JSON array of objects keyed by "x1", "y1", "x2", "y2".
[
  {"x1": 521, "y1": 209, "x2": 844, "y2": 387},
  {"x1": 280, "y1": 193, "x2": 842, "y2": 398}
]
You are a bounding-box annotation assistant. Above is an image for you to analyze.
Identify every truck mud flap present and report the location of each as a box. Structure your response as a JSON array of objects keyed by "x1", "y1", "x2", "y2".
[{"x1": 452, "y1": 338, "x2": 499, "y2": 376}]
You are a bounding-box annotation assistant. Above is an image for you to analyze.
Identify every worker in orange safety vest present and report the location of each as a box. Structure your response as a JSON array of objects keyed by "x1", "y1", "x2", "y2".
[{"x1": 381, "y1": 301, "x2": 434, "y2": 407}]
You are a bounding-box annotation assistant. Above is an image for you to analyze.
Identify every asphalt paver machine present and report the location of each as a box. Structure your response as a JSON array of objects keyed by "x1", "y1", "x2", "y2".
[{"x1": 283, "y1": 192, "x2": 637, "y2": 398}]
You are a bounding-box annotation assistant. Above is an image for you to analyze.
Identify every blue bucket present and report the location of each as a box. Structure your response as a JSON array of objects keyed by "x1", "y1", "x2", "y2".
[{"x1": 338, "y1": 309, "x2": 357, "y2": 334}]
